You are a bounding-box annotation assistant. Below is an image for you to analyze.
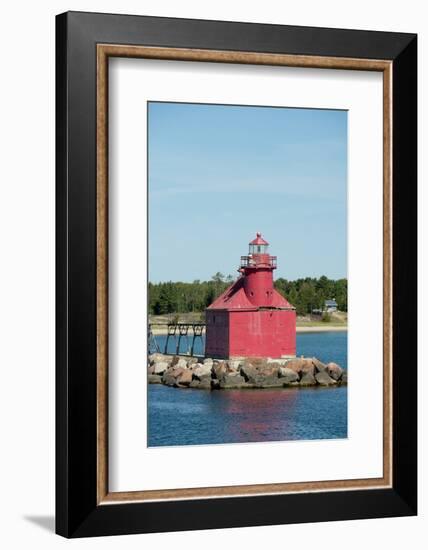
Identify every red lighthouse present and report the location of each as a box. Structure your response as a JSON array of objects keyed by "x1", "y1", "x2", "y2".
[{"x1": 205, "y1": 233, "x2": 296, "y2": 359}]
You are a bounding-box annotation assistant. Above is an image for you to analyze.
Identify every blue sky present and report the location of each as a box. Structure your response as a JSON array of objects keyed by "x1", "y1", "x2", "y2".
[{"x1": 148, "y1": 102, "x2": 347, "y2": 282}]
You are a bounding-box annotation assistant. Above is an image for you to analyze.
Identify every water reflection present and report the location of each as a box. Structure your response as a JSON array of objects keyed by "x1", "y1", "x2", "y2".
[
  {"x1": 213, "y1": 389, "x2": 297, "y2": 441},
  {"x1": 148, "y1": 385, "x2": 347, "y2": 446}
]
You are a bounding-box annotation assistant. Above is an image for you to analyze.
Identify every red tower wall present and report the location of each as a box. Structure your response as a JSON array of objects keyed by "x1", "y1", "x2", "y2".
[
  {"x1": 244, "y1": 254, "x2": 273, "y2": 307},
  {"x1": 243, "y1": 268, "x2": 275, "y2": 307},
  {"x1": 205, "y1": 309, "x2": 229, "y2": 358},
  {"x1": 228, "y1": 309, "x2": 296, "y2": 358}
]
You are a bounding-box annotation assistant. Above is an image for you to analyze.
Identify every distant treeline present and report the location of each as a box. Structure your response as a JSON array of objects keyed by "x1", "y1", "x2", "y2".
[{"x1": 149, "y1": 273, "x2": 347, "y2": 316}]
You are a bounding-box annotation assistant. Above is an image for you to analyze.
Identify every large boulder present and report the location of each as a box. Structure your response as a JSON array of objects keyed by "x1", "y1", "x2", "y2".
[
  {"x1": 162, "y1": 373, "x2": 178, "y2": 387},
  {"x1": 240, "y1": 363, "x2": 257, "y2": 382},
  {"x1": 152, "y1": 361, "x2": 169, "y2": 375},
  {"x1": 326, "y1": 362, "x2": 344, "y2": 381},
  {"x1": 239, "y1": 361, "x2": 257, "y2": 381},
  {"x1": 213, "y1": 361, "x2": 228, "y2": 381},
  {"x1": 148, "y1": 374, "x2": 162, "y2": 384},
  {"x1": 300, "y1": 361, "x2": 315, "y2": 376},
  {"x1": 162, "y1": 367, "x2": 185, "y2": 387},
  {"x1": 315, "y1": 371, "x2": 337, "y2": 386},
  {"x1": 279, "y1": 367, "x2": 299, "y2": 385},
  {"x1": 240, "y1": 362, "x2": 278, "y2": 378},
  {"x1": 193, "y1": 363, "x2": 212, "y2": 379},
  {"x1": 225, "y1": 364, "x2": 238, "y2": 374},
  {"x1": 189, "y1": 377, "x2": 212, "y2": 390},
  {"x1": 169, "y1": 355, "x2": 180, "y2": 367},
  {"x1": 285, "y1": 358, "x2": 315, "y2": 376},
  {"x1": 339, "y1": 371, "x2": 348, "y2": 385},
  {"x1": 283, "y1": 358, "x2": 304, "y2": 372},
  {"x1": 239, "y1": 363, "x2": 281, "y2": 388},
  {"x1": 299, "y1": 371, "x2": 317, "y2": 386},
  {"x1": 257, "y1": 365, "x2": 281, "y2": 388},
  {"x1": 312, "y1": 357, "x2": 327, "y2": 373},
  {"x1": 149, "y1": 353, "x2": 170, "y2": 365},
  {"x1": 227, "y1": 359, "x2": 242, "y2": 371},
  {"x1": 239, "y1": 364, "x2": 263, "y2": 385},
  {"x1": 219, "y1": 373, "x2": 247, "y2": 389},
  {"x1": 176, "y1": 369, "x2": 193, "y2": 387},
  {"x1": 242, "y1": 357, "x2": 268, "y2": 369},
  {"x1": 176, "y1": 358, "x2": 188, "y2": 369},
  {"x1": 259, "y1": 364, "x2": 280, "y2": 377}
]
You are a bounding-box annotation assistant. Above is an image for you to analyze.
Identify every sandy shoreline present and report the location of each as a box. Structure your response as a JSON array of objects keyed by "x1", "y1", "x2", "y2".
[
  {"x1": 150, "y1": 325, "x2": 347, "y2": 335},
  {"x1": 296, "y1": 325, "x2": 347, "y2": 333}
]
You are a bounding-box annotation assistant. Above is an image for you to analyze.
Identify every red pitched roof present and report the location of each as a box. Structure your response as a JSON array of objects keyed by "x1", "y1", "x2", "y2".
[
  {"x1": 207, "y1": 276, "x2": 294, "y2": 310},
  {"x1": 249, "y1": 232, "x2": 269, "y2": 246}
]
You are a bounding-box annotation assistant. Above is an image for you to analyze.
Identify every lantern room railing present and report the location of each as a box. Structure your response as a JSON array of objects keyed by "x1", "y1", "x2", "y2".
[{"x1": 240, "y1": 255, "x2": 277, "y2": 268}]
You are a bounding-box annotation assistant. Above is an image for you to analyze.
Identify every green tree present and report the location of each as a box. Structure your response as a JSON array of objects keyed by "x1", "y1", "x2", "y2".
[
  {"x1": 298, "y1": 281, "x2": 317, "y2": 315},
  {"x1": 148, "y1": 276, "x2": 348, "y2": 316},
  {"x1": 334, "y1": 278, "x2": 348, "y2": 311},
  {"x1": 157, "y1": 282, "x2": 176, "y2": 314}
]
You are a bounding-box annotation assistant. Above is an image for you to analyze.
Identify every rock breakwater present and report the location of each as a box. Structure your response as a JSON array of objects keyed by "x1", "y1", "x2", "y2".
[{"x1": 148, "y1": 354, "x2": 347, "y2": 390}]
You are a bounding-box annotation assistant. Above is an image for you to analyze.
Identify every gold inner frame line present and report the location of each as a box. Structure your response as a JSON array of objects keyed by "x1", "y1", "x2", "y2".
[{"x1": 96, "y1": 44, "x2": 393, "y2": 505}]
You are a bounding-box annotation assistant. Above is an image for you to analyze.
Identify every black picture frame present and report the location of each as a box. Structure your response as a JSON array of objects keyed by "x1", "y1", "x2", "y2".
[{"x1": 56, "y1": 11, "x2": 417, "y2": 538}]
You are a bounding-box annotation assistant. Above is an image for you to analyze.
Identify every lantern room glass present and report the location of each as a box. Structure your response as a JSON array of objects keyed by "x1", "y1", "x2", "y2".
[{"x1": 249, "y1": 244, "x2": 268, "y2": 255}]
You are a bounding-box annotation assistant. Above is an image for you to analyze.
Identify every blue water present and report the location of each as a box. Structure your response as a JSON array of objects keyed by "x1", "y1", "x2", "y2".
[
  {"x1": 152, "y1": 331, "x2": 347, "y2": 370},
  {"x1": 148, "y1": 331, "x2": 347, "y2": 447}
]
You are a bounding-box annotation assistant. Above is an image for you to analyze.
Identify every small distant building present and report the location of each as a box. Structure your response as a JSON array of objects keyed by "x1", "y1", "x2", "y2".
[
  {"x1": 205, "y1": 233, "x2": 296, "y2": 359},
  {"x1": 324, "y1": 299, "x2": 338, "y2": 312}
]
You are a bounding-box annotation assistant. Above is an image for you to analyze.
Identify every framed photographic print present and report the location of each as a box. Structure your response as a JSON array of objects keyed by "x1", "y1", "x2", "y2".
[{"x1": 56, "y1": 11, "x2": 417, "y2": 538}]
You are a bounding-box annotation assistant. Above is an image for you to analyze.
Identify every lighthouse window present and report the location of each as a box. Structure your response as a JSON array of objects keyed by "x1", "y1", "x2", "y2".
[{"x1": 249, "y1": 244, "x2": 268, "y2": 255}]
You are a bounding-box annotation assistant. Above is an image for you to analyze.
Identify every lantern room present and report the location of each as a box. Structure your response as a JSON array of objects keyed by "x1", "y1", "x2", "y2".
[
  {"x1": 205, "y1": 233, "x2": 296, "y2": 359},
  {"x1": 248, "y1": 232, "x2": 269, "y2": 255}
]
